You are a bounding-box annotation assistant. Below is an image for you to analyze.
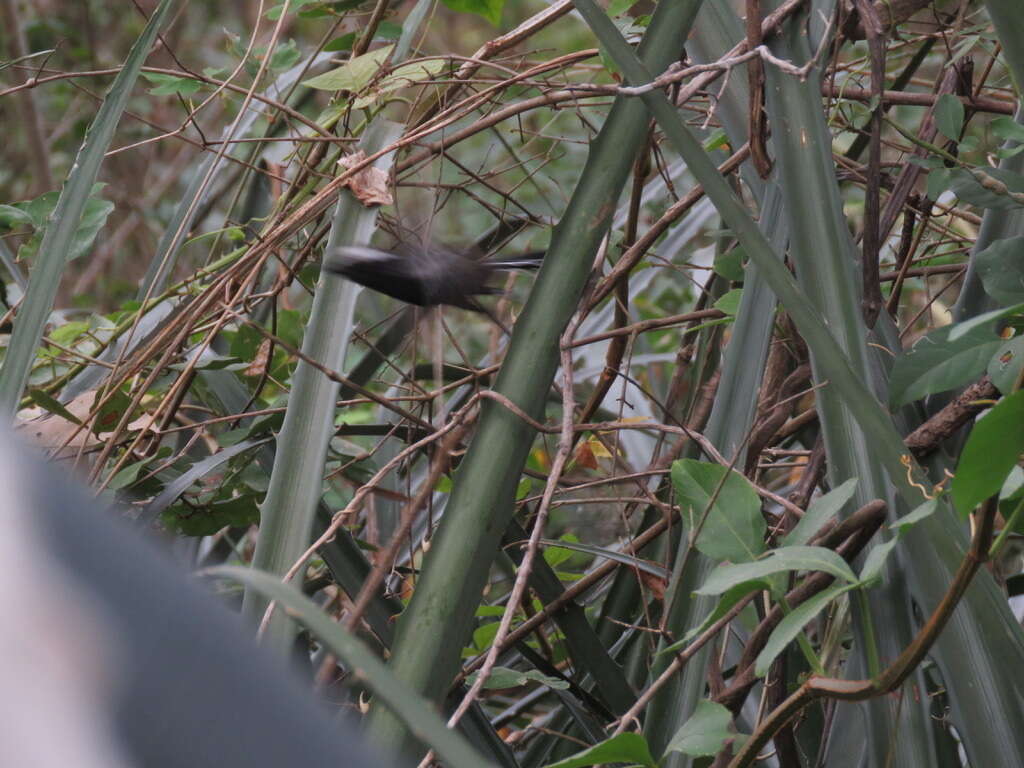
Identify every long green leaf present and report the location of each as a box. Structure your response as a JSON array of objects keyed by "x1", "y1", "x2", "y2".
[
  {"x1": 241, "y1": 120, "x2": 403, "y2": 654},
  {"x1": 210, "y1": 566, "x2": 497, "y2": 768}
]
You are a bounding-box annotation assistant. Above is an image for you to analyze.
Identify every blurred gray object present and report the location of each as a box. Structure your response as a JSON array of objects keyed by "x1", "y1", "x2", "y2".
[{"x1": 0, "y1": 434, "x2": 394, "y2": 768}]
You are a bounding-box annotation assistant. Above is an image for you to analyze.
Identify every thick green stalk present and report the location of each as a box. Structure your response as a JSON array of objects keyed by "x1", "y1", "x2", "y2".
[{"x1": 366, "y1": 0, "x2": 704, "y2": 751}]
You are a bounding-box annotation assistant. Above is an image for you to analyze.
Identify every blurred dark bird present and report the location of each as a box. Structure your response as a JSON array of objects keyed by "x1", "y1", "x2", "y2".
[{"x1": 324, "y1": 244, "x2": 544, "y2": 313}]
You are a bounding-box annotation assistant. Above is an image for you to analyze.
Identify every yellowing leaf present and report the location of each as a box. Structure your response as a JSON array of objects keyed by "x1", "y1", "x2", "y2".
[{"x1": 302, "y1": 45, "x2": 394, "y2": 92}]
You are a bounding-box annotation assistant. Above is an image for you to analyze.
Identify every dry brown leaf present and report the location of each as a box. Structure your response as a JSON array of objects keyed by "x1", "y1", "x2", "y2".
[
  {"x1": 338, "y1": 151, "x2": 393, "y2": 206},
  {"x1": 245, "y1": 337, "x2": 272, "y2": 378}
]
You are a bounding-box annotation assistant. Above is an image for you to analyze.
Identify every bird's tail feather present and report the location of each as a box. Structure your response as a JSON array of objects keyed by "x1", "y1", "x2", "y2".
[{"x1": 485, "y1": 250, "x2": 545, "y2": 270}]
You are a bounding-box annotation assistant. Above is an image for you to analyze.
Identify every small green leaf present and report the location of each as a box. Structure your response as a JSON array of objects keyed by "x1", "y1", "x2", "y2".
[
  {"x1": 713, "y1": 246, "x2": 745, "y2": 281},
  {"x1": 754, "y1": 583, "x2": 857, "y2": 675},
  {"x1": 665, "y1": 699, "x2": 745, "y2": 757},
  {"x1": 857, "y1": 537, "x2": 898, "y2": 584},
  {"x1": 441, "y1": 0, "x2": 503, "y2": 26},
  {"x1": 671, "y1": 459, "x2": 765, "y2": 563},
  {"x1": 713, "y1": 288, "x2": 743, "y2": 316},
  {"x1": 542, "y1": 732, "x2": 657, "y2": 768},
  {"x1": 265, "y1": 0, "x2": 318, "y2": 19},
  {"x1": 142, "y1": 72, "x2": 202, "y2": 96},
  {"x1": 988, "y1": 335, "x2": 1024, "y2": 394},
  {"x1": 696, "y1": 546, "x2": 858, "y2": 596},
  {"x1": 302, "y1": 45, "x2": 394, "y2": 91},
  {"x1": 49, "y1": 320, "x2": 90, "y2": 345},
  {"x1": 889, "y1": 320, "x2": 1002, "y2": 406},
  {"x1": 934, "y1": 94, "x2": 965, "y2": 141},
  {"x1": 992, "y1": 116, "x2": 1024, "y2": 144},
  {"x1": 324, "y1": 33, "x2": 357, "y2": 52},
  {"x1": 465, "y1": 666, "x2": 569, "y2": 690},
  {"x1": 27, "y1": 388, "x2": 82, "y2": 424},
  {"x1": 952, "y1": 390, "x2": 1024, "y2": 515},
  {"x1": 890, "y1": 498, "x2": 939, "y2": 534},
  {"x1": 607, "y1": 0, "x2": 639, "y2": 16},
  {"x1": 926, "y1": 167, "x2": 952, "y2": 200},
  {"x1": 975, "y1": 235, "x2": 1024, "y2": 307},
  {"x1": 782, "y1": 478, "x2": 858, "y2": 546},
  {"x1": 703, "y1": 128, "x2": 730, "y2": 152}
]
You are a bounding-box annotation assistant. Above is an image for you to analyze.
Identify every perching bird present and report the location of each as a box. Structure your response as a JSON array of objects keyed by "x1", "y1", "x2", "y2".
[{"x1": 324, "y1": 243, "x2": 544, "y2": 313}]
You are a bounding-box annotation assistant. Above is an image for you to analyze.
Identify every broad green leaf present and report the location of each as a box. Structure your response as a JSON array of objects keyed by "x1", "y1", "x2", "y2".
[
  {"x1": 671, "y1": 459, "x2": 764, "y2": 563},
  {"x1": 465, "y1": 666, "x2": 569, "y2": 690},
  {"x1": 665, "y1": 699, "x2": 744, "y2": 757},
  {"x1": 889, "y1": 320, "x2": 1002, "y2": 406},
  {"x1": 782, "y1": 478, "x2": 858, "y2": 546},
  {"x1": 8, "y1": 185, "x2": 114, "y2": 263},
  {"x1": 935, "y1": 93, "x2": 965, "y2": 141},
  {"x1": 696, "y1": 546, "x2": 858, "y2": 596},
  {"x1": 302, "y1": 45, "x2": 394, "y2": 91},
  {"x1": 441, "y1": 0, "x2": 503, "y2": 26},
  {"x1": 988, "y1": 336, "x2": 1024, "y2": 394},
  {"x1": 975, "y1": 235, "x2": 1024, "y2": 306},
  {"x1": 953, "y1": 390, "x2": 1024, "y2": 514},
  {"x1": 352, "y1": 58, "x2": 447, "y2": 108},
  {"x1": 754, "y1": 583, "x2": 857, "y2": 676},
  {"x1": 542, "y1": 732, "x2": 657, "y2": 768}
]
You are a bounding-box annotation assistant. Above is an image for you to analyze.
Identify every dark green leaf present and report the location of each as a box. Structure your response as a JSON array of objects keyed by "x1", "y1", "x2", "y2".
[
  {"x1": 782, "y1": 478, "x2": 858, "y2": 546},
  {"x1": 713, "y1": 246, "x2": 745, "y2": 282},
  {"x1": 714, "y1": 288, "x2": 743, "y2": 316},
  {"x1": 671, "y1": 459, "x2": 764, "y2": 563},
  {"x1": 935, "y1": 94, "x2": 965, "y2": 141},
  {"x1": 302, "y1": 45, "x2": 393, "y2": 91},
  {"x1": 948, "y1": 167, "x2": 1024, "y2": 211},
  {"x1": 696, "y1": 546, "x2": 858, "y2": 596},
  {"x1": 988, "y1": 335, "x2": 1024, "y2": 394},
  {"x1": 992, "y1": 116, "x2": 1024, "y2": 144},
  {"x1": 441, "y1": 0, "x2": 503, "y2": 26},
  {"x1": 542, "y1": 732, "x2": 657, "y2": 768},
  {"x1": 27, "y1": 388, "x2": 81, "y2": 424},
  {"x1": 889, "y1": 320, "x2": 1003, "y2": 406},
  {"x1": 465, "y1": 666, "x2": 569, "y2": 690},
  {"x1": 952, "y1": 390, "x2": 1024, "y2": 515},
  {"x1": 607, "y1": 0, "x2": 639, "y2": 16},
  {"x1": 975, "y1": 235, "x2": 1024, "y2": 307},
  {"x1": 665, "y1": 699, "x2": 744, "y2": 757},
  {"x1": 754, "y1": 583, "x2": 857, "y2": 675},
  {"x1": 142, "y1": 72, "x2": 202, "y2": 96}
]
